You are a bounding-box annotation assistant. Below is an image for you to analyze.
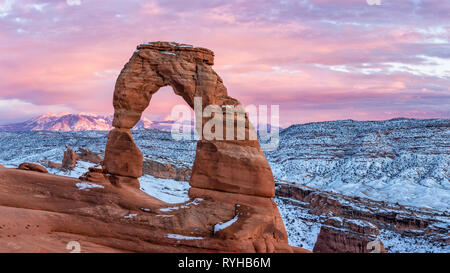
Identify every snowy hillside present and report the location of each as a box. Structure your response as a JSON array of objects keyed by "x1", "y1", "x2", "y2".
[
  {"x1": 265, "y1": 118, "x2": 450, "y2": 211},
  {"x1": 0, "y1": 112, "x2": 193, "y2": 132}
]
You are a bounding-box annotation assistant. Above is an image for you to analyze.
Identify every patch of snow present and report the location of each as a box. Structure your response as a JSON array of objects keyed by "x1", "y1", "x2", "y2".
[
  {"x1": 139, "y1": 175, "x2": 190, "y2": 204},
  {"x1": 346, "y1": 218, "x2": 377, "y2": 229},
  {"x1": 124, "y1": 213, "x2": 137, "y2": 219},
  {"x1": 214, "y1": 215, "x2": 238, "y2": 233},
  {"x1": 159, "y1": 198, "x2": 204, "y2": 212},
  {"x1": 75, "y1": 182, "x2": 104, "y2": 190},
  {"x1": 167, "y1": 233, "x2": 203, "y2": 240},
  {"x1": 161, "y1": 51, "x2": 176, "y2": 55}
]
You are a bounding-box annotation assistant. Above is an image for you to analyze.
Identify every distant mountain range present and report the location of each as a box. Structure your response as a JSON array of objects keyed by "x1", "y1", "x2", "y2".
[
  {"x1": 0, "y1": 112, "x2": 191, "y2": 132},
  {"x1": 0, "y1": 112, "x2": 280, "y2": 133}
]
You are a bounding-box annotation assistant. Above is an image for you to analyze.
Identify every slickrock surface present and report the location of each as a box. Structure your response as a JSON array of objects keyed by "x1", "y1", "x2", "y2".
[{"x1": 0, "y1": 168, "x2": 305, "y2": 253}]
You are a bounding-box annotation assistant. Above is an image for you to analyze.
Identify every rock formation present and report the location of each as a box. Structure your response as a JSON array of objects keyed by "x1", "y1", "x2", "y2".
[
  {"x1": 0, "y1": 166, "x2": 308, "y2": 252},
  {"x1": 62, "y1": 145, "x2": 78, "y2": 170},
  {"x1": 77, "y1": 148, "x2": 102, "y2": 164},
  {"x1": 143, "y1": 159, "x2": 191, "y2": 181},
  {"x1": 18, "y1": 163, "x2": 48, "y2": 173},
  {"x1": 72, "y1": 41, "x2": 291, "y2": 252},
  {"x1": 0, "y1": 42, "x2": 302, "y2": 253},
  {"x1": 103, "y1": 41, "x2": 274, "y2": 197},
  {"x1": 313, "y1": 217, "x2": 386, "y2": 253},
  {"x1": 47, "y1": 146, "x2": 103, "y2": 171}
]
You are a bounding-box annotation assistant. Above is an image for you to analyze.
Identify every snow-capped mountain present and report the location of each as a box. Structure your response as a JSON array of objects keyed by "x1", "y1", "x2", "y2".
[{"x1": 0, "y1": 112, "x2": 191, "y2": 132}]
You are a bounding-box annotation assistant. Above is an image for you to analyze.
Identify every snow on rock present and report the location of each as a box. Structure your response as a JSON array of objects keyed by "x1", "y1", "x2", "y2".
[
  {"x1": 214, "y1": 215, "x2": 239, "y2": 233},
  {"x1": 139, "y1": 175, "x2": 190, "y2": 204},
  {"x1": 75, "y1": 182, "x2": 104, "y2": 190},
  {"x1": 167, "y1": 234, "x2": 203, "y2": 240},
  {"x1": 123, "y1": 213, "x2": 138, "y2": 219},
  {"x1": 159, "y1": 198, "x2": 204, "y2": 212}
]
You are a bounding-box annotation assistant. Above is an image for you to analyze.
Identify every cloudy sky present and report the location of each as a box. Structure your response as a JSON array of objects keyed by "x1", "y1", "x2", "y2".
[{"x1": 0, "y1": 0, "x2": 448, "y2": 127}]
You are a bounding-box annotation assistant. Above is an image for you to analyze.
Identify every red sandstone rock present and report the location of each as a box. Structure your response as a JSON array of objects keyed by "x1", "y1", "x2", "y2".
[
  {"x1": 104, "y1": 41, "x2": 274, "y2": 197},
  {"x1": 47, "y1": 161, "x2": 62, "y2": 169},
  {"x1": 0, "y1": 168, "x2": 306, "y2": 253},
  {"x1": 62, "y1": 145, "x2": 78, "y2": 170},
  {"x1": 77, "y1": 148, "x2": 102, "y2": 164},
  {"x1": 0, "y1": 164, "x2": 4, "y2": 168},
  {"x1": 313, "y1": 217, "x2": 386, "y2": 253},
  {"x1": 18, "y1": 163, "x2": 48, "y2": 173},
  {"x1": 190, "y1": 140, "x2": 274, "y2": 197},
  {"x1": 143, "y1": 159, "x2": 191, "y2": 181},
  {"x1": 103, "y1": 128, "x2": 143, "y2": 178}
]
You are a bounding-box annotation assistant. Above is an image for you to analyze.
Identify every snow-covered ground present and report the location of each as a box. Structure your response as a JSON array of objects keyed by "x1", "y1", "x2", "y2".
[
  {"x1": 139, "y1": 175, "x2": 190, "y2": 204},
  {"x1": 378, "y1": 229, "x2": 450, "y2": 253},
  {"x1": 274, "y1": 197, "x2": 322, "y2": 250},
  {"x1": 266, "y1": 118, "x2": 450, "y2": 211}
]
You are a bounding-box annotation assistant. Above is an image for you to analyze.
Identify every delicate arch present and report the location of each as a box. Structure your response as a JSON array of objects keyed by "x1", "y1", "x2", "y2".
[{"x1": 104, "y1": 42, "x2": 274, "y2": 197}]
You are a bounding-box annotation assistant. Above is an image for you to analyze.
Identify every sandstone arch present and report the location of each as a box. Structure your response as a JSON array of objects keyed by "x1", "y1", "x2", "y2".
[{"x1": 103, "y1": 42, "x2": 274, "y2": 197}]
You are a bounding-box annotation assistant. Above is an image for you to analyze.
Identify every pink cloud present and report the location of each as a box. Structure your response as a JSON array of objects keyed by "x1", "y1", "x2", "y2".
[{"x1": 0, "y1": 0, "x2": 448, "y2": 125}]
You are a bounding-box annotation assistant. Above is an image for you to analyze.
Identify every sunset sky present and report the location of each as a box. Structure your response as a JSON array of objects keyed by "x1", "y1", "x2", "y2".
[{"x1": 0, "y1": 0, "x2": 449, "y2": 127}]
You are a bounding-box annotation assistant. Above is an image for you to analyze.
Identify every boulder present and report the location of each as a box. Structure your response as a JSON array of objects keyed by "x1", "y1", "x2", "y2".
[{"x1": 18, "y1": 163, "x2": 48, "y2": 173}]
